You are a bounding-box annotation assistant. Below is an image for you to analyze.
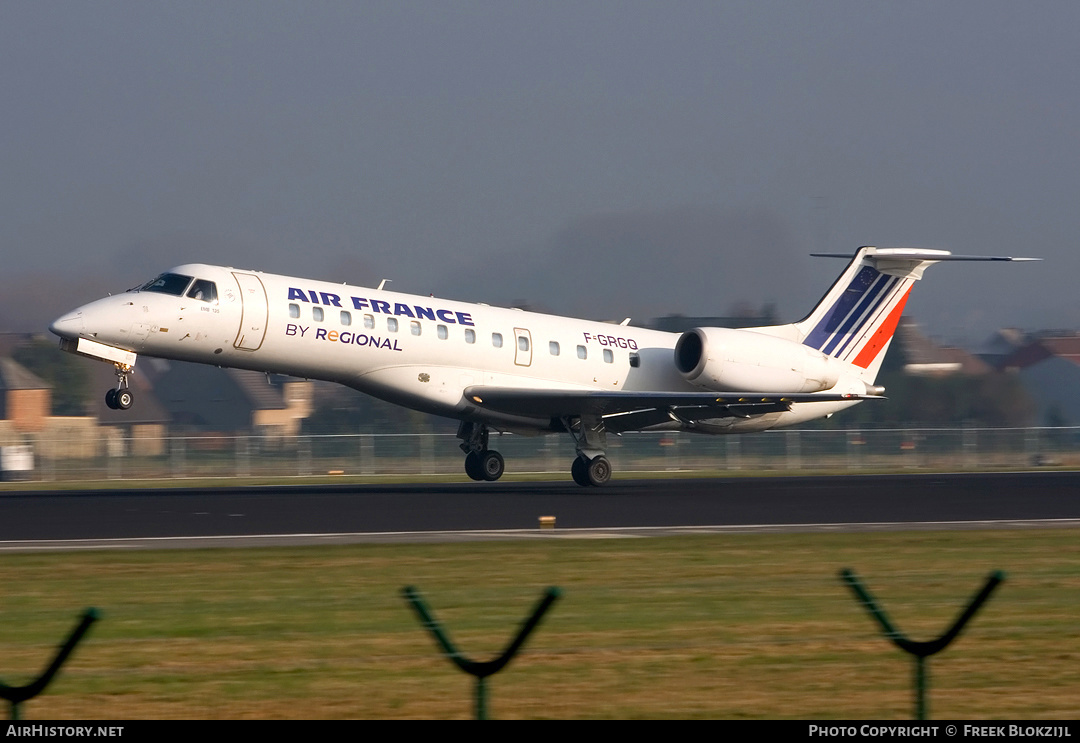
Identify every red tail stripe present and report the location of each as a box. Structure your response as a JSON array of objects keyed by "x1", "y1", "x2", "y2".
[{"x1": 852, "y1": 287, "x2": 911, "y2": 369}]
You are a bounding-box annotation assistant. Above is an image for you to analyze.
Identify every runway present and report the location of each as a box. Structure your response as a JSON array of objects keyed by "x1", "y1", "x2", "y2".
[{"x1": 2, "y1": 470, "x2": 1079, "y2": 551}]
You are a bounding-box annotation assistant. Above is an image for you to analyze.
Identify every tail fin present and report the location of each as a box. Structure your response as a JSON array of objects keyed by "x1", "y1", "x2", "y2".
[{"x1": 793, "y1": 247, "x2": 1037, "y2": 383}]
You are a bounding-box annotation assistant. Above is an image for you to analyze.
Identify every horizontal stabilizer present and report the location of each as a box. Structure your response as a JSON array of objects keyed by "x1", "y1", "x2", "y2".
[{"x1": 811, "y1": 249, "x2": 1040, "y2": 262}]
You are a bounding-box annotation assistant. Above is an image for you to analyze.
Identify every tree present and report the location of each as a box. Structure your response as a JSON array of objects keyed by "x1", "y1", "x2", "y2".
[{"x1": 11, "y1": 336, "x2": 90, "y2": 416}]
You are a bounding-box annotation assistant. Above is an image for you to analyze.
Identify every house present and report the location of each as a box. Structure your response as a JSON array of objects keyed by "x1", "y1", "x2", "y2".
[
  {"x1": 145, "y1": 360, "x2": 312, "y2": 436},
  {"x1": 0, "y1": 357, "x2": 51, "y2": 435},
  {"x1": 997, "y1": 334, "x2": 1080, "y2": 425},
  {"x1": 896, "y1": 319, "x2": 992, "y2": 376}
]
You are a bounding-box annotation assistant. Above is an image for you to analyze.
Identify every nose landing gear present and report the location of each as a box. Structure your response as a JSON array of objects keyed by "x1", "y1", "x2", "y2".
[
  {"x1": 104, "y1": 364, "x2": 134, "y2": 410},
  {"x1": 104, "y1": 388, "x2": 133, "y2": 410}
]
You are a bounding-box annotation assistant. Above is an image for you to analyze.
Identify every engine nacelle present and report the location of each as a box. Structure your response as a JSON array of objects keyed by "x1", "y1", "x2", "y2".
[{"x1": 674, "y1": 327, "x2": 842, "y2": 393}]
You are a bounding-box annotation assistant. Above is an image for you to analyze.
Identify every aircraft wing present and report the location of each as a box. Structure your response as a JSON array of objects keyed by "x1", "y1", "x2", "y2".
[{"x1": 462, "y1": 386, "x2": 878, "y2": 430}]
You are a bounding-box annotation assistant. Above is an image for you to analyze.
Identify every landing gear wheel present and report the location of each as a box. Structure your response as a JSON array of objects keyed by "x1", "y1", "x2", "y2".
[
  {"x1": 105, "y1": 389, "x2": 119, "y2": 410},
  {"x1": 586, "y1": 455, "x2": 611, "y2": 486},
  {"x1": 571, "y1": 455, "x2": 591, "y2": 487},
  {"x1": 480, "y1": 450, "x2": 504, "y2": 481},
  {"x1": 464, "y1": 451, "x2": 485, "y2": 481},
  {"x1": 115, "y1": 389, "x2": 134, "y2": 410}
]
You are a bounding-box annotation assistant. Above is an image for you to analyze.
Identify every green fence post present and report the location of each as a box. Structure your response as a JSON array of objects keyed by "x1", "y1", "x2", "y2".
[
  {"x1": 841, "y1": 568, "x2": 1004, "y2": 720},
  {"x1": 1, "y1": 608, "x2": 100, "y2": 720},
  {"x1": 402, "y1": 586, "x2": 561, "y2": 719}
]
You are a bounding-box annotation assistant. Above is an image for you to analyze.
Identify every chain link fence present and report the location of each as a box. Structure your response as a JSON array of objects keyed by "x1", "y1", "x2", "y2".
[{"x1": 4, "y1": 426, "x2": 1079, "y2": 483}]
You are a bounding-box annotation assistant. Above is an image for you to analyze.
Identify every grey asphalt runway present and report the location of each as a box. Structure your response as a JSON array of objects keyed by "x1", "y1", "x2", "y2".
[{"x1": 1, "y1": 471, "x2": 1079, "y2": 551}]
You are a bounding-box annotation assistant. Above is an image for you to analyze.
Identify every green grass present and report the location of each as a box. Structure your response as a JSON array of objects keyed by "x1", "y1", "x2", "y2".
[{"x1": 1, "y1": 530, "x2": 1078, "y2": 719}]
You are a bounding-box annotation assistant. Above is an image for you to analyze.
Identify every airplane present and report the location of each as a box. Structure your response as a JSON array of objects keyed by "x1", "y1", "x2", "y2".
[{"x1": 48, "y1": 246, "x2": 1035, "y2": 486}]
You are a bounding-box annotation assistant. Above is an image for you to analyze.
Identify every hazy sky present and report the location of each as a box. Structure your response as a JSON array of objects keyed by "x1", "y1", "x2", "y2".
[{"x1": 2, "y1": 2, "x2": 1076, "y2": 342}]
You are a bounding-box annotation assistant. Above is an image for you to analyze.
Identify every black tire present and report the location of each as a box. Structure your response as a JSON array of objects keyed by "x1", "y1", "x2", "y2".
[
  {"x1": 571, "y1": 455, "x2": 591, "y2": 487},
  {"x1": 464, "y1": 451, "x2": 485, "y2": 481},
  {"x1": 586, "y1": 455, "x2": 611, "y2": 487},
  {"x1": 115, "y1": 389, "x2": 134, "y2": 410},
  {"x1": 480, "y1": 450, "x2": 504, "y2": 481},
  {"x1": 105, "y1": 389, "x2": 118, "y2": 410}
]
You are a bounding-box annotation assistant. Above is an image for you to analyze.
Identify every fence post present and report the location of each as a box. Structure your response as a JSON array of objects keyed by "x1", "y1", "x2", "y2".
[
  {"x1": 402, "y1": 586, "x2": 561, "y2": 720},
  {"x1": 786, "y1": 430, "x2": 801, "y2": 470},
  {"x1": 236, "y1": 435, "x2": 250, "y2": 478},
  {"x1": 840, "y1": 568, "x2": 1005, "y2": 720},
  {"x1": 171, "y1": 436, "x2": 185, "y2": 478},
  {"x1": 963, "y1": 425, "x2": 977, "y2": 469},
  {"x1": 420, "y1": 432, "x2": 434, "y2": 475},
  {"x1": 726, "y1": 435, "x2": 740, "y2": 471},
  {"x1": 1, "y1": 609, "x2": 100, "y2": 721},
  {"x1": 298, "y1": 435, "x2": 311, "y2": 477}
]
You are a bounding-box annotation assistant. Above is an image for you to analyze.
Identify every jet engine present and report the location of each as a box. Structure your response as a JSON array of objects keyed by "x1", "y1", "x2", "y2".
[{"x1": 673, "y1": 327, "x2": 842, "y2": 393}]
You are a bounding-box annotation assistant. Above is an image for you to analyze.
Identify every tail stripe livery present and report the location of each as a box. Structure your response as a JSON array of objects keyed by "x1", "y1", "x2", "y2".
[
  {"x1": 801, "y1": 261, "x2": 913, "y2": 370},
  {"x1": 826, "y1": 276, "x2": 909, "y2": 364},
  {"x1": 803, "y1": 265, "x2": 880, "y2": 350},
  {"x1": 820, "y1": 273, "x2": 899, "y2": 356},
  {"x1": 793, "y1": 247, "x2": 1037, "y2": 383},
  {"x1": 849, "y1": 285, "x2": 911, "y2": 369}
]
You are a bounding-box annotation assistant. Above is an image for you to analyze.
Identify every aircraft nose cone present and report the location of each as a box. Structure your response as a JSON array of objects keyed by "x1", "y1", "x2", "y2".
[{"x1": 49, "y1": 310, "x2": 83, "y2": 339}]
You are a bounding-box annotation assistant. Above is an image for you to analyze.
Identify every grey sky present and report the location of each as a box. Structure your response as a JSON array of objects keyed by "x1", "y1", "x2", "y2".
[{"x1": 2, "y1": 2, "x2": 1075, "y2": 341}]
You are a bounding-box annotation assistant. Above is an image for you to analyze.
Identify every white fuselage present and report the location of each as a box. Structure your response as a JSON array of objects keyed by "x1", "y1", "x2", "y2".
[{"x1": 50, "y1": 263, "x2": 862, "y2": 433}]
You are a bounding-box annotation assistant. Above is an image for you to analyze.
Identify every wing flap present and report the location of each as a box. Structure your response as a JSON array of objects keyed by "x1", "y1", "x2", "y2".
[{"x1": 462, "y1": 386, "x2": 877, "y2": 420}]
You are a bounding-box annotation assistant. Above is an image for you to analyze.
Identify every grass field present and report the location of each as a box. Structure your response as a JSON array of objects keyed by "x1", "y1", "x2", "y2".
[{"x1": 1, "y1": 529, "x2": 1078, "y2": 719}]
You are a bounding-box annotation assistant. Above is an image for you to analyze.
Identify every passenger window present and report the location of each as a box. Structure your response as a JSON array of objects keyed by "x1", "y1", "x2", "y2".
[
  {"x1": 577, "y1": 345, "x2": 587, "y2": 359},
  {"x1": 518, "y1": 336, "x2": 530, "y2": 352},
  {"x1": 629, "y1": 352, "x2": 640, "y2": 368},
  {"x1": 313, "y1": 307, "x2": 324, "y2": 322},
  {"x1": 387, "y1": 317, "x2": 398, "y2": 332},
  {"x1": 411, "y1": 321, "x2": 422, "y2": 336},
  {"x1": 492, "y1": 333, "x2": 503, "y2": 348},
  {"x1": 340, "y1": 311, "x2": 352, "y2": 326},
  {"x1": 437, "y1": 325, "x2": 448, "y2": 340},
  {"x1": 364, "y1": 314, "x2": 375, "y2": 329},
  {"x1": 465, "y1": 329, "x2": 476, "y2": 344},
  {"x1": 603, "y1": 349, "x2": 614, "y2": 363},
  {"x1": 187, "y1": 279, "x2": 217, "y2": 303},
  {"x1": 289, "y1": 304, "x2": 300, "y2": 319},
  {"x1": 549, "y1": 341, "x2": 560, "y2": 356}
]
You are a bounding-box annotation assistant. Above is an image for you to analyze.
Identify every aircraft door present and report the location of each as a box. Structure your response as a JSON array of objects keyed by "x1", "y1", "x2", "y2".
[
  {"x1": 514, "y1": 328, "x2": 532, "y2": 367},
  {"x1": 232, "y1": 272, "x2": 268, "y2": 351}
]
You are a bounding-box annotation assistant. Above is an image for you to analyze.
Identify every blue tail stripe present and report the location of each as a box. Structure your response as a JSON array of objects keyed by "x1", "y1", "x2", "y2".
[
  {"x1": 821, "y1": 274, "x2": 892, "y2": 355},
  {"x1": 825, "y1": 275, "x2": 899, "y2": 357},
  {"x1": 803, "y1": 266, "x2": 881, "y2": 349},
  {"x1": 834, "y1": 278, "x2": 908, "y2": 361}
]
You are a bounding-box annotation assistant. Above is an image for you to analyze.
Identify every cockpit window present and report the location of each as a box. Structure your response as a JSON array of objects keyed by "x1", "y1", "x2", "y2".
[
  {"x1": 187, "y1": 279, "x2": 217, "y2": 303},
  {"x1": 136, "y1": 273, "x2": 193, "y2": 296}
]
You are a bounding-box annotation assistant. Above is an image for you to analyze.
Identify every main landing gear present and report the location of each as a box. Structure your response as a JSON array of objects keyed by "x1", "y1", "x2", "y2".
[
  {"x1": 458, "y1": 417, "x2": 614, "y2": 487},
  {"x1": 458, "y1": 422, "x2": 505, "y2": 482},
  {"x1": 565, "y1": 414, "x2": 611, "y2": 487},
  {"x1": 464, "y1": 449, "x2": 505, "y2": 481},
  {"x1": 570, "y1": 453, "x2": 611, "y2": 487},
  {"x1": 104, "y1": 364, "x2": 134, "y2": 411}
]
